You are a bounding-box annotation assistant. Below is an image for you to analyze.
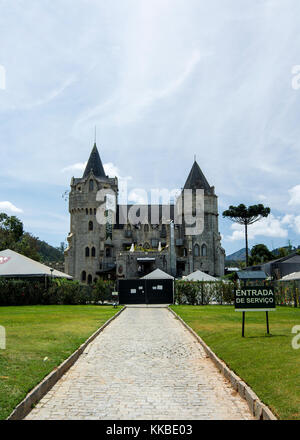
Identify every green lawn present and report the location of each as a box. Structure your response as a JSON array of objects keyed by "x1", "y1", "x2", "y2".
[
  {"x1": 0, "y1": 305, "x2": 122, "y2": 420},
  {"x1": 170, "y1": 305, "x2": 300, "y2": 420}
]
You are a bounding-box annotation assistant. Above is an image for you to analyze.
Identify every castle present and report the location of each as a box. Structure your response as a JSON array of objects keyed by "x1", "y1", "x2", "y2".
[{"x1": 64, "y1": 143, "x2": 225, "y2": 282}]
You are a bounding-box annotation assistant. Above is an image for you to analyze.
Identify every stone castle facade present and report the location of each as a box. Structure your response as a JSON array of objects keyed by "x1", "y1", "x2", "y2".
[{"x1": 64, "y1": 143, "x2": 225, "y2": 282}]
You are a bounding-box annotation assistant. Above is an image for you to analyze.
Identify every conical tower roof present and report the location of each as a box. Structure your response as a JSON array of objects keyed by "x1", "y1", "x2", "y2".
[
  {"x1": 184, "y1": 161, "x2": 212, "y2": 194},
  {"x1": 83, "y1": 143, "x2": 106, "y2": 179}
]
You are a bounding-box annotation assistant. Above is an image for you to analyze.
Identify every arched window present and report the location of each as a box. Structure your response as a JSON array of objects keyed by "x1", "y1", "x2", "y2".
[
  {"x1": 194, "y1": 244, "x2": 200, "y2": 257},
  {"x1": 183, "y1": 248, "x2": 188, "y2": 257},
  {"x1": 201, "y1": 244, "x2": 207, "y2": 257},
  {"x1": 89, "y1": 180, "x2": 94, "y2": 192},
  {"x1": 106, "y1": 247, "x2": 111, "y2": 257},
  {"x1": 91, "y1": 247, "x2": 96, "y2": 257},
  {"x1": 85, "y1": 247, "x2": 90, "y2": 257},
  {"x1": 87, "y1": 274, "x2": 93, "y2": 285},
  {"x1": 94, "y1": 208, "x2": 96, "y2": 215},
  {"x1": 90, "y1": 208, "x2": 92, "y2": 215},
  {"x1": 86, "y1": 208, "x2": 88, "y2": 215},
  {"x1": 81, "y1": 271, "x2": 86, "y2": 282},
  {"x1": 88, "y1": 221, "x2": 93, "y2": 231}
]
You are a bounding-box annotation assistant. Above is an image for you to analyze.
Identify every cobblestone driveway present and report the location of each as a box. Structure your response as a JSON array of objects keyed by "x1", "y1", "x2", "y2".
[{"x1": 26, "y1": 307, "x2": 253, "y2": 420}]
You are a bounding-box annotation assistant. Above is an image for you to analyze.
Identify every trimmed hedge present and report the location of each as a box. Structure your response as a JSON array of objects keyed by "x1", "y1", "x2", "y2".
[
  {"x1": 0, "y1": 278, "x2": 114, "y2": 306},
  {"x1": 174, "y1": 280, "x2": 235, "y2": 305},
  {"x1": 175, "y1": 279, "x2": 300, "y2": 306}
]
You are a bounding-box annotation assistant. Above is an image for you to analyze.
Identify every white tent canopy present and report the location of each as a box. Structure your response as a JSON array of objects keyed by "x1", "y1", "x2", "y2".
[
  {"x1": 183, "y1": 270, "x2": 218, "y2": 282},
  {"x1": 0, "y1": 249, "x2": 72, "y2": 279},
  {"x1": 280, "y1": 272, "x2": 300, "y2": 281},
  {"x1": 141, "y1": 268, "x2": 174, "y2": 280}
]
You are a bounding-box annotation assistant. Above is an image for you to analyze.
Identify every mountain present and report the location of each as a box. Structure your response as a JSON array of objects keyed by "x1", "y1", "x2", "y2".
[
  {"x1": 225, "y1": 248, "x2": 249, "y2": 262},
  {"x1": 37, "y1": 239, "x2": 64, "y2": 263}
]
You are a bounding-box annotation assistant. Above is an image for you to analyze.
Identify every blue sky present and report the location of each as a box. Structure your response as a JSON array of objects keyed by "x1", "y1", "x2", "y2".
[{"x1": 1, "y1": 0, "x2": 300, "y2": 256}]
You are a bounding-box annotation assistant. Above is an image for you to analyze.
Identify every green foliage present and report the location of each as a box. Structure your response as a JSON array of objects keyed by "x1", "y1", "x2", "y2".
[
  {"x1": 93, "y1": 278, "x2": 114, "y2": 304},
  {"x1": 276, "y1": 247, "x2": 289, "y2": 258},
  {"x1": 222, "y1": 204, "x2": 271, "y2": 225},
  {"x1": 248, "y1": 243, "x2": 274, "y2": 265},
  {"x1": 174, "y1": 280, "x2": 235, "y2": 305},
  {"x1": 0, "y1": 278, "x2": 115, "y2": 306},
  {"x1": 0, "y1": 213, "x2": 24, "y2": 250},
  {"x1": 223, "y1": 204, "x2": 271, "y2": 266},
  {"x1": 0, "y1": 212, "x2": 64, "y2": 262}
]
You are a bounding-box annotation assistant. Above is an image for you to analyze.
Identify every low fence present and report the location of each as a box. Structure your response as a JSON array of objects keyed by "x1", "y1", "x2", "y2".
[{"x1": 174, "y1": 279, "x2": 300, "y2": 307}]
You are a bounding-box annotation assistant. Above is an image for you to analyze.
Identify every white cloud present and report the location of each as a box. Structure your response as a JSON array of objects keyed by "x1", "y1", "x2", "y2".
[
  {"x1": 226, "y1": 214, "x2": 288, "y2": 241},
  {"x1": 128, "y1": 189, "x2": 148, "y2": 205},
  {"x1": 61, "y1": 162, "x2": 87, "y2": 173},
  {"x1": 0, "y1": 201, "x2": 23, "y2": 214},
  {"x1": 288, "y1": 185, "x2": 300, "y2": 206}
]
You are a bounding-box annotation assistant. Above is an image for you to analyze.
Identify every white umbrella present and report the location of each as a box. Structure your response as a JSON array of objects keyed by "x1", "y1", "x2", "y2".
[{"x1": 129, "y1": 243, "x2": 135, "y2": 252}]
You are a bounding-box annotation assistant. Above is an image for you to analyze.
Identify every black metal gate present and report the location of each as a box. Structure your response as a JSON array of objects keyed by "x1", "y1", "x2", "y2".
[{"x1": 118, "y1": 279, "x2": 174, "y2": 304}]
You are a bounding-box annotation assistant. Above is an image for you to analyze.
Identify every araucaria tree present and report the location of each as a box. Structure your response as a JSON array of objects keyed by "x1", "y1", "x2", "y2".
[{"x1": 222, "y1": 204, "x2": 271, "y2": 266}]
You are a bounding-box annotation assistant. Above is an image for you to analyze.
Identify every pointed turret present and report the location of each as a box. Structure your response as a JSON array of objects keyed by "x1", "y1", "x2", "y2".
[
  {"x1": 184, "y1": 160, "x2": 212, "y2": 194},
  {"x1": 83, "y1": 143, "x2": 106, "y2": 179}
]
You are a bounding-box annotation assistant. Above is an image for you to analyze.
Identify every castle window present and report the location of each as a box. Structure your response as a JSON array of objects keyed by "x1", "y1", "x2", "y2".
[
  {"x1": 105, "y1": 247, "x2": 111, "y2": 257},
  {"x1": 81, "y1": 271, "x2": 86, "y2": 282},
  {"x1": 87, "y1": 274, "x2": 93, "y2": 284},
  {"x1": 201, "y1": 244, "x2": 207, "y2": 257},
  {"x1": 86, "y1": 208, "x2": 88, "y2": 215},
  {"x1": 94, "y1": 208, "x2": 96, "y2": 215},
  {"x1": 89, "y1": 180, "x2": 94, "y2": 192},
  {"x1": 194, "y1": 244, "x2": 200, "y2": 257},
  {"x1": 88, "y1": 221, "x2": 93, "y2": 231},
  {"x1": 91, "y1": 247, "x2": 96, "y2": 257},
  {"x1": 90, "y1": 208, "x2": 93, "y2": 215},
  {"x1": 85, "y1": 247, "x2": 90, "y2": 257},
  {"x1": 183, "y1": 248, "x2": 188, "y2": 257}
]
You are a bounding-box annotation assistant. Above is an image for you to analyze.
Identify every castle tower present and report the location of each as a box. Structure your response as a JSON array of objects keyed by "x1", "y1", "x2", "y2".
[
  {"x1": 64, "y1": 143, "x2": 118, "y2": 283},
  {"x1": 180, "y1": 160, "x2": 225, "y2": 277}
]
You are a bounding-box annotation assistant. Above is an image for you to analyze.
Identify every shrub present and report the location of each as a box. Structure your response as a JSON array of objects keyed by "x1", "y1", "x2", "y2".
[{"x1": 93, "y1": 279, "x2": 114, "y2": 304}]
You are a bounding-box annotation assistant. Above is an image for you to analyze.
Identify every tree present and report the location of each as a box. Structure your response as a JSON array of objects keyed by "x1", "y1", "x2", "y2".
[
  {"x1": 223, "y1": 204, "x2": 271, "y2": 266},
  {"x1": 15, "y1": 232, "x2": 41, "y2": 261},
  {"x1": 0, "y1": 213, "x2": 23, "y2": 250},
  {"x1": 248, "y1": 244, "x2": 273, "y2": 266}
]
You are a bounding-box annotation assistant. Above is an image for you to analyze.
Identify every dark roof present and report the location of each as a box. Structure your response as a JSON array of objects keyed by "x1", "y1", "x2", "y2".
[
  {"x1": 237, "y1": 270, "x2": 267, "y2": 280},
  {"x1": 184, "y1": 161, "x2": 212, "y2": 194},
  {"x1": 83, "y1": 143, "x2": 106, "y2": 179},
  {"x1": 244, "y1": 252, "x2": 300, "y2": 271}
]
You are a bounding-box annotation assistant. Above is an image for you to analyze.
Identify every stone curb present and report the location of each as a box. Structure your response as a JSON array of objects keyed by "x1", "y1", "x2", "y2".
[
  {"x1": 7, "y1": 306, "x2": 125, "y2": 420},
  {"x1": 168, "y1": 307, "x2": 277, "y2": 421}
]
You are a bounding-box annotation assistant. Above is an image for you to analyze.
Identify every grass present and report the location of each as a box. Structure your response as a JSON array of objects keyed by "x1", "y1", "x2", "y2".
[
  {"x1": 170, "y1": 305, "x2": 300, "y2": 420},
  {"x1": 0, "y1": 305, "x2": 122, "y2": 420}
]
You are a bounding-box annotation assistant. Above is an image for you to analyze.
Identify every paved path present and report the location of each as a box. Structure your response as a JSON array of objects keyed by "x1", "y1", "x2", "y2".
[{"x1": 26, "y1": 307, "x2": 253, "y2": 420}]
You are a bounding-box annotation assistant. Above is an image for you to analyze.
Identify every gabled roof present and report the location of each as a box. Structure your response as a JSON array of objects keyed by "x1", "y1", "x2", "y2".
[
  {"x1": 0, "y1": 249, "x2": 72, "y2": 279},
  {"x1": 184, "y1": 270, "x2": 218, "y2": 281},
  {"x1": 237, "y1": 270, "x2": 267, "y2": 280},
  {"x1": 141, "y1": 268, "x2": 174, "y2": 279},
  {"x1": 83, "y1": 143, "x2": 106, "y2": 179},
  {"x1": 184, "y1": 161, "x2": 212, "y2": 194}
]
